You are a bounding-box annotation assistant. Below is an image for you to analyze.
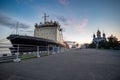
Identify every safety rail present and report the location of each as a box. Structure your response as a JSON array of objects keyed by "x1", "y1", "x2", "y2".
[{"x1": 0, "y1": 43, "x2": 69, "y2": 62}]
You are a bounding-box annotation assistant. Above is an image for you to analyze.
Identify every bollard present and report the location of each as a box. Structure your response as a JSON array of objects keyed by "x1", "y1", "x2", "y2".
[
  {"x1": 13, "y1": 44, "x2": 21, "y2": 62},
  {"x1": 37, "y1": 46, "x2": 40, "y2": 57}
]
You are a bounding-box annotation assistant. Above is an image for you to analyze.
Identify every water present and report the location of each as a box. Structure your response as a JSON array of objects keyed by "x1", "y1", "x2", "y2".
[{"x1": 0, "y1": 43, "x2": 12, "y2": 57}]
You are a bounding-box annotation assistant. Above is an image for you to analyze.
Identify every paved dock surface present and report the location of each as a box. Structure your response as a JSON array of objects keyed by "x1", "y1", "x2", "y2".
[{"x1": 0, "y1": 49, "x2": 120, "y2": 80}]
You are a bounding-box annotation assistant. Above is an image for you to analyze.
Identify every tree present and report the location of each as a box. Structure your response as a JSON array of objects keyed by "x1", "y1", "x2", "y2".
[
  {"x1": 107, "y1": 35, "x2": 119, "y2": 49},
  {"x1": 107, "y1": 35, "x2": 120, "y2": 49},
  {"x1": 89, "y1": 42, "x2": 96, "y2": 48},
  {"x1": 98, "y1": 41, "x2": 109, "y2": 49}
]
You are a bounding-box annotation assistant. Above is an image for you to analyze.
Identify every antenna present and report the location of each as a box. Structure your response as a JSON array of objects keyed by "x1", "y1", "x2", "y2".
[
  {"x1": 103, "y1": 30, "x2": 104, "y2": 33},
  {"x1": 98, "y1": 27, "x2": 99, "y2": 31},
  {"x1": 42, "y1": 13, "x2": 49, "y2": 24},
  {"x1": 16, "y1": 22, "x2": 19, "y2": 35}
]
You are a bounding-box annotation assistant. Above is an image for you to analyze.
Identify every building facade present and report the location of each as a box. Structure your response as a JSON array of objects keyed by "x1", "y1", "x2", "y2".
[{"x1": 92, "y1": 29, "x2": 106, "y2": 48}]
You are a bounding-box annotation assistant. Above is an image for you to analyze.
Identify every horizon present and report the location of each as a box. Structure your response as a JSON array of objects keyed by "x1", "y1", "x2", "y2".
[{"x1": 0, "y1": 0, "x2": 120, "y2": 44}]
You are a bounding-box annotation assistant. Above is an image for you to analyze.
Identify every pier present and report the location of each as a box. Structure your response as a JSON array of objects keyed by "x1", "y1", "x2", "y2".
[{"x1": 0, "y1": 49, "x2": 120, "y2": 80}]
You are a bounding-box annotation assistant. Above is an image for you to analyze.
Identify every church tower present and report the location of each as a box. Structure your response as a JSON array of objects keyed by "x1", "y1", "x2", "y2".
[
  {"x1": 93, "y1": 33, "x2": 95, "y2": 39},
  {"x1": 97, "y1": 29, "x2": 101, "y2": 38},
  {"x1": 103, "y1": 32, "x2": 106, "y2": 38}
]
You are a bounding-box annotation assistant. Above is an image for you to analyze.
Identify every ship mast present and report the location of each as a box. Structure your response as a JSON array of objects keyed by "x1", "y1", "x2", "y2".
[
  {"x1": 42, "y1": 13, "x2": 49, "y2": 24},
  {"x1": 16, "y1": 21, "x2": 19, "y2": 35}
]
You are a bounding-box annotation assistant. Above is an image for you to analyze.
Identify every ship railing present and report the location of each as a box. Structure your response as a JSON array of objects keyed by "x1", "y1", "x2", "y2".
[{"x1": 0, "y1": 43, "x2": 69, "y2": 62}]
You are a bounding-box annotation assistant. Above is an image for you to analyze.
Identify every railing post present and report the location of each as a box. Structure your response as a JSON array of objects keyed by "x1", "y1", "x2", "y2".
[
  {"x1": 58, "y1": 46, "x2": 60, "y2": 53},
  {"x1": 13, "y1": 44, "x2": 21, "y2": 62},
  {"x1": 52, "y1": 46, "x2": 55, "y2": 54},
  {"x1": 37, "y1": 46, "x2": 40, "y2": 57},
  {"x1": 47, "y1": 45, "x2": 49, "y2": 55}
]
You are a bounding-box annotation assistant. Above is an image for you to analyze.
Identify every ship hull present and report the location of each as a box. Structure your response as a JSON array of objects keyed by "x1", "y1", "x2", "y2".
[{"x1": 7, "y1": 34, "x2": 60, "y2": 53}]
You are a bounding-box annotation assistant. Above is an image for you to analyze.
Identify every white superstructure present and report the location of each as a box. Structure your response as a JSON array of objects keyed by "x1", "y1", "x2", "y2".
[{"x1": 34, "y1": 13, "x2": 64, "y2": 45}]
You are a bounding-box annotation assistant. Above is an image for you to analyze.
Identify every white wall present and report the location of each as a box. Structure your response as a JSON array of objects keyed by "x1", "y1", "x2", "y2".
[
  {"x1": 34, "y1": 27, "x2": 57, "y2": 41},
  {"x1": 34, "y1": 26, "x2": 64, "y2": 44}
]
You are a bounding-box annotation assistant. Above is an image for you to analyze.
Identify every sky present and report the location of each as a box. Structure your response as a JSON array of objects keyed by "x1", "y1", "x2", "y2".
[{"x1": 0, "y1": 0, "x2": 120, "y2": 44}]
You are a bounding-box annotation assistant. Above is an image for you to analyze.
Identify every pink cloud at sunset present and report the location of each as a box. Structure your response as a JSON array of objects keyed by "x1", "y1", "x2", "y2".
[
  {"x1": 59, "y1": 0, "x2": 69, "y2": 6},
  {"x1": 56, "y1": 16, "x2": 88, "y2": 33},
  {"x1": 76, "y1": 18, "x2": 88, "y2": 32}
]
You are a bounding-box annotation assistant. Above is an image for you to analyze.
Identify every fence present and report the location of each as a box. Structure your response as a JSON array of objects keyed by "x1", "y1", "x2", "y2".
[{"x1": 0, "y1": 43, "x2": 69, "y2": 62}]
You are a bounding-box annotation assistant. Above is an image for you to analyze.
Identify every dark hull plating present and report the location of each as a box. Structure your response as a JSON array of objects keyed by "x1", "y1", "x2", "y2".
[{"x1": 7, "y1": 34, "x2": 61, "y2": 53}]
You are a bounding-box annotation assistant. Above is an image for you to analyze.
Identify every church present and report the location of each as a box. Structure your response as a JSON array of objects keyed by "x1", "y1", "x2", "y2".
[{"x1": 92, "y1": 29, "x2": 106, "y2": 48}]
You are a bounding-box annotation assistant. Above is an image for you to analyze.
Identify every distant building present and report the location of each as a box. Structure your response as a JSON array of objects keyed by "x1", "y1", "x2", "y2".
[
  {"x1": 65, "y1": 41, "x2": 78, "y2": 48},
  {"x1": 92, "y1": 29, "x2": 106, "y2": 48}
]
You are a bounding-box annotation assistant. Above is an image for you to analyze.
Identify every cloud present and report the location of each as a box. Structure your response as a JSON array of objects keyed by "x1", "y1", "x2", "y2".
[
  {"x1": 0, "y1": 13, "x2": 30, "y2": 29},
  {"x1": 57, "y1": 0, "x2": 88, "y2": 32},
  {"x1": 55, "y1": 16, "x2": 73, "y2": 25},
  {"x1": 19, "y1": 23, "x2": 30, "y2": 29},
  {"x1": 76, "y1": 18, "x2": 88, "y2": 32},
  {"x1": 55, "y1": 16, "x2": 67, "y2": 22},
  {"x1": 59, "y1": 0, "x2": 69, "y2": 6},
  {"x1": 58, "y1": 0, "x2": 73, "y2": 15},
  {"x1": 0, "y1": 13, "x2": 15, "y2": 28},
  {"x1": 55, "y1": 15, "x2": 88, "y2": 32}
]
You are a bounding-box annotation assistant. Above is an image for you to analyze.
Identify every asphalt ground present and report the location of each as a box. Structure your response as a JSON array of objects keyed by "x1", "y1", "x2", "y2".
[{"x1": 0, "y1": 49, "x2": 120, "y2": 80}]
